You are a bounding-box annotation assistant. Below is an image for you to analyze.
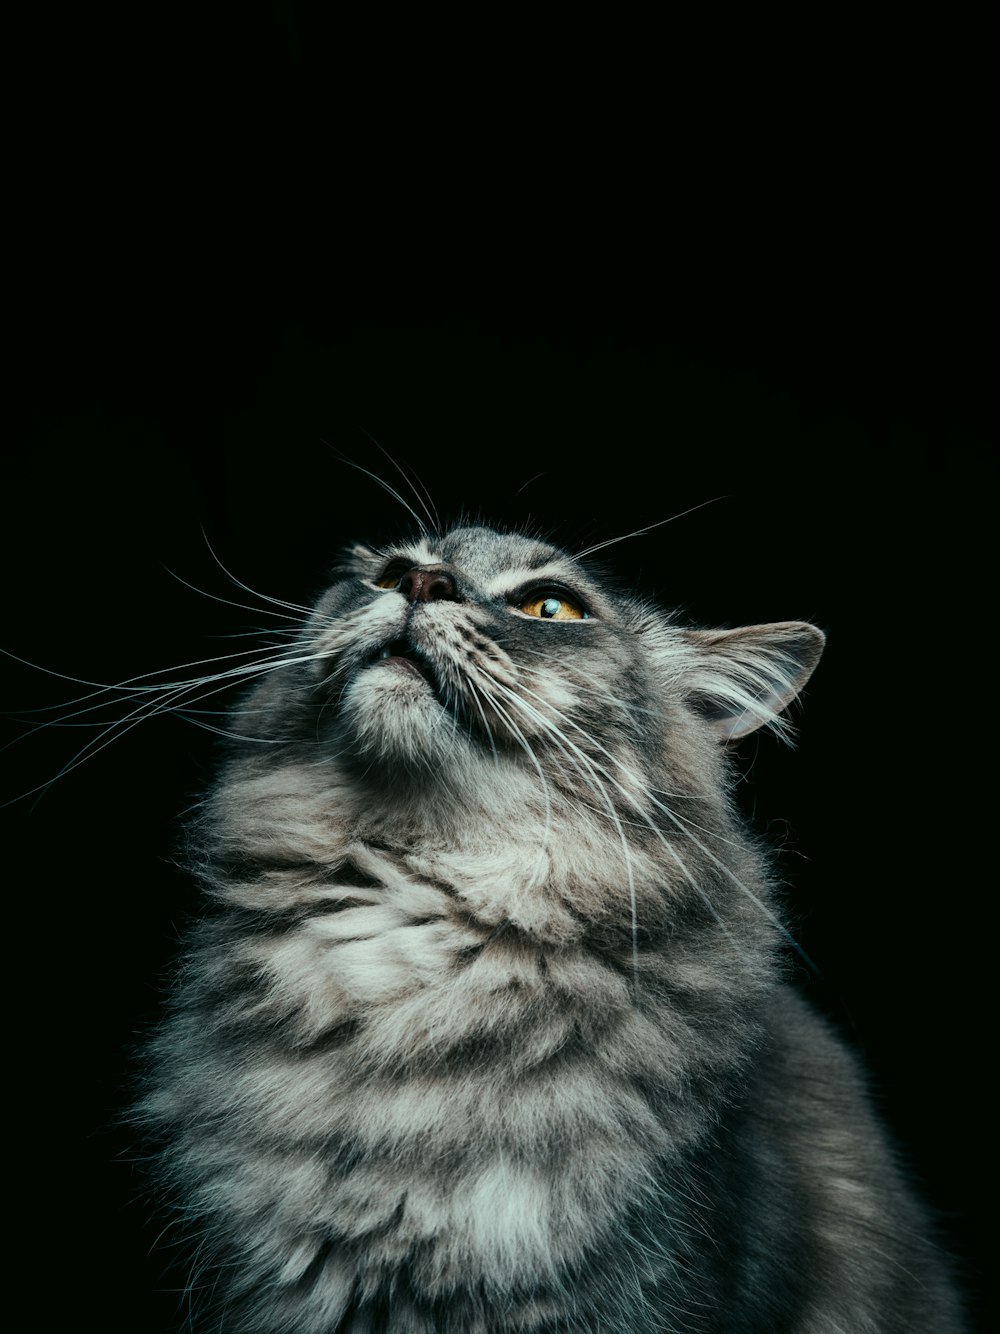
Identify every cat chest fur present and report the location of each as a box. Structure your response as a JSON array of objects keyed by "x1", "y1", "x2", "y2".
[{"x1": 211, "y1": 845, "x2": 693, "y2": 1290}]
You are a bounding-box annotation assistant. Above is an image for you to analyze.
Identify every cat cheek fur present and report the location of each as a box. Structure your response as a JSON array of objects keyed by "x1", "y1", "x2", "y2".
[{"x1": 137, "y1": 524, "x2": 966, "y2": 1334}]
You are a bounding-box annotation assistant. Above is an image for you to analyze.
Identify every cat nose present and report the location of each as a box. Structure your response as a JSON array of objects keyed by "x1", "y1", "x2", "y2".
[{"x1": 398, "y1": 566, "x2": 459, "y2": 603}]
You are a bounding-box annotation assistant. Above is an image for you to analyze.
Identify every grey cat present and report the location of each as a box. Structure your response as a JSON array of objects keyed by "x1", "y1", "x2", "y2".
[{"x1": 139, "y1": 523, "x2": 966, "y2": 1332}]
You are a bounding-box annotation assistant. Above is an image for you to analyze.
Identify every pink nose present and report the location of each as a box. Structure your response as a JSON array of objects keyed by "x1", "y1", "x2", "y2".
[{"x1": 398, "y1": 567, "x2": 458, "y2": 603}]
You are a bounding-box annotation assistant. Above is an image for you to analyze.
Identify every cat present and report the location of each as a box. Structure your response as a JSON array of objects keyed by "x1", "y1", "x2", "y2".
[{"x1": 137, "y1": 521, "x2": 966, "y2": 1333}]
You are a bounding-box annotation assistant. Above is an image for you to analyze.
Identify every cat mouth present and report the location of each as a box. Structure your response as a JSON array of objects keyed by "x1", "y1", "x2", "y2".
[{"x1": 369, "y1": 639, "x2": 438, "y2": 689}]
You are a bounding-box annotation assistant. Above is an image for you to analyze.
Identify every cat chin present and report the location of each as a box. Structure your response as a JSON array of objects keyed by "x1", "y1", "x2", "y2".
[{"x1": 339, "y1": 661, "x2": 467, "y2": 771}]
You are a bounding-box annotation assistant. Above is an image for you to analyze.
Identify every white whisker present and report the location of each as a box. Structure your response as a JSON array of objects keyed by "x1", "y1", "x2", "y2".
[
  {"x1": 346, "y1": 425, "x2": 442, "y2": 536},
  {"x1": 484, "y1": 676, "x2": 642, "y2": 996},
  {"x1": 198, "y1": 527, "x2": 316, "y2": 616},
  {"x1": 574, "y1": 496, "x2": 728, "y2": 560},
  {"x1": 5, "y1": 645, "x2": 334, "y2": 808},
  {"x1": 160, "y1": 562, "x2": 311, "y2": 624},
  {"x1": 321, "y1": 440, "x2": 432, "y2": 538}
]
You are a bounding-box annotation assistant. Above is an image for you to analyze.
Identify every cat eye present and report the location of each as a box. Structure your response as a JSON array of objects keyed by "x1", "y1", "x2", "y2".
[
  {"x1": 518, "y1": 591, "x2": 591, "y2": 621},
  {"x1": 374, "y1": 563, "x2": 408, "y2": 589}
]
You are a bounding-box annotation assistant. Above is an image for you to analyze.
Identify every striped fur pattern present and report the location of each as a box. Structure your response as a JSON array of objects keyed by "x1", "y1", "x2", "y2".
[{"x1": 139, "y1": 525, "x2": 965, "y2": 1332}]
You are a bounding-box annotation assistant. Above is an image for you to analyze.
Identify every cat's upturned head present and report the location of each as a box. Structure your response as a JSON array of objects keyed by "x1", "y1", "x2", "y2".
[{"x1": 242, "y1": 523, "x2": 823, "y2": 778}]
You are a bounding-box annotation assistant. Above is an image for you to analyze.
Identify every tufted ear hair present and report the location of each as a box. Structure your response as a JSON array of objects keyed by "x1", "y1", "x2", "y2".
[
  {"x1": 681, "y1": 621, "x2": 825, "y2": 743},
  {"x1": 333, "y1": 543, "x2": 379, "y2": 577}
]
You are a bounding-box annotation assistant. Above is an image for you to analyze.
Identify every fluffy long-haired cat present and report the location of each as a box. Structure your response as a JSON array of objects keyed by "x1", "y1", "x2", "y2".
[{"x1": 137, "y1": 520, "x2": 966, "y2": 1332}]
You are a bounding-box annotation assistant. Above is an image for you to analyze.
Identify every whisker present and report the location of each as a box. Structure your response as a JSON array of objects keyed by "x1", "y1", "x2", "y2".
[
  {"x1": 484, "y1": 677, "x2": 642, "y2": 997},
  {"x1": 5, "y1": 646, "x2": 334, "y2": 808},
  {"x1": 490, "y1": 675, "x2": 738, "y2": 948},
  {"x1": 3, "y1": 638, "x2": 303, "y2": 719},
  {"x1": 198, "y1": 527, "x2": 316, "y2": 616},
  {"x1": 466, "y1": 676, "x2": 553, "y2": 888},
  {"x1": 346, "y1": 424, "x2": 441, "y2": 535},
  {"x1": 160, "y1": 562, "x2": 311, "y2": 624},
  {"x1": 574, "y1": 496, "x2": 728, "y2": 560},
  {"x1": 510, "y1": 676, "x2": 812, "y2": 967},
  {"x1": 321, "y1": 440, "x2": 431, "y2": 538}
]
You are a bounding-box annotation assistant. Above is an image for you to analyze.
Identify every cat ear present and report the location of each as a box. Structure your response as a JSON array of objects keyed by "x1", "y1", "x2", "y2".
[{"x1": 681, "y1": 622, "x2": 825, "y2": 743}]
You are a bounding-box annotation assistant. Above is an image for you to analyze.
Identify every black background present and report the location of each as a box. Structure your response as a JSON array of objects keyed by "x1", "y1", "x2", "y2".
[{"x1": 5, "y1": 6, "x2": 991, "y2": 1330}]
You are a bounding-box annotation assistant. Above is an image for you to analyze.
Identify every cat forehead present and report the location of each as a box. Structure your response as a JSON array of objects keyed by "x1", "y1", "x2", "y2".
[{"x1": 387, "y1": 527, "x2": 580, "y2": 591}]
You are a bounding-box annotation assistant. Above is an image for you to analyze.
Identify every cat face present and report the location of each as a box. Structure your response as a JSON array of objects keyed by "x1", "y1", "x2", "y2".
[
  {"x1": 288, "y1": 525, "x2": 824, "y2": 788},
  {"x1": 304, "y1": 526, "x2": 631, "y2": 774}
]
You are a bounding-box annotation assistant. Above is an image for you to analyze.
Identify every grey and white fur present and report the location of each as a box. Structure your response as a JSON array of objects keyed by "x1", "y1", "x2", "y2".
[{"x1": 138, "y1": 523, "x2": 966, "y2": 1332}]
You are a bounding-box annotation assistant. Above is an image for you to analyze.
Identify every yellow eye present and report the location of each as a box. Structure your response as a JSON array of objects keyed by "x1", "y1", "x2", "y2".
[
  {"x1": 374, "y1": 562, "x2": 407, "y2": 589},
  {"x1": 519, "y1": 593, "x2": 590, "y2": 621}
]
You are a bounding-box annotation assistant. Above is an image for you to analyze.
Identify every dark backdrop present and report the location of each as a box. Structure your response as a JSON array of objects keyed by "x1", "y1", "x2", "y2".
[{"x1": 5, "y1": 6, "x2": 989, "y2": 1330}]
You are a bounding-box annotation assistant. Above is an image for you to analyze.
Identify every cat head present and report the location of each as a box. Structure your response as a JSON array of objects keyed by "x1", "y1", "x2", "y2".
[{"x1": 259, "y1": 525, "x2": 824, "y2": 793}]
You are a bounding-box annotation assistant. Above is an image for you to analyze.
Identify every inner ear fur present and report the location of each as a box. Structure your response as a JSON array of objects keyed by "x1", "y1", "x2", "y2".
[{"x1": 682, "y1": 621, "x2": 826, "y2": 743}]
